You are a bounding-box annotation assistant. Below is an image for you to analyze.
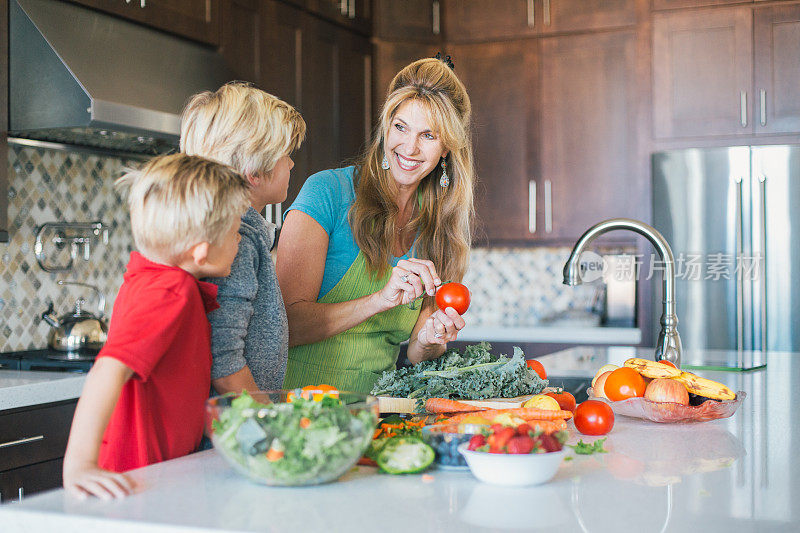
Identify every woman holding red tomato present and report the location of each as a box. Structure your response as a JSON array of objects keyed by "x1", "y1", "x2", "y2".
[{"x1": 276, "y1": 57, "x2": 476, "y2": 394}]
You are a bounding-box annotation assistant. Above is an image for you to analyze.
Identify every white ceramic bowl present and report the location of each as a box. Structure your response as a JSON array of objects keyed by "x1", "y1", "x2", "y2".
[{"x1": 458, "y1": 443, "x2": 566, "y2": 486}]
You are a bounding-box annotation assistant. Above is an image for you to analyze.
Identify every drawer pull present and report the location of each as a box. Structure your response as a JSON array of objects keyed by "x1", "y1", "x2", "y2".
[{"x1": 0, "y1": 435, "x2": 45, "y2": 449}]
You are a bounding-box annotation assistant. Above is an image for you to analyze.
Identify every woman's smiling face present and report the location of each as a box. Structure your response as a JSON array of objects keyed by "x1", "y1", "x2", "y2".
[{"x1": 385, "y1": 99, "x2": 448, "y2": 189}]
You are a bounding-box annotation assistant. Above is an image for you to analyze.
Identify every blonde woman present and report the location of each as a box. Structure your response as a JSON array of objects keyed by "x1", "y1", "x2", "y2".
[
  {"x1": 181, "y1": 82, "x2": 306, "y2": 394},
  {"x1": 277, "y1": 57, "x2": 474, "y2": 394}
]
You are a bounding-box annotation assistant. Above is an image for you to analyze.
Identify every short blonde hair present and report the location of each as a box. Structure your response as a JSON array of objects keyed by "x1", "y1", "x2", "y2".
[
  {"x1": 180, "y1": 82, "x2": 306, "y2": 177},
  {"x1": 116, "y1": 154, "x2": 250, "y2": 263}
]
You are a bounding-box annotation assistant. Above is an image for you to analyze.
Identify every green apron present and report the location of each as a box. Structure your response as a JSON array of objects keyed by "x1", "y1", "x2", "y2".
[{"x1": 283, "y1": 252, "x2": 422, "y2": 394}]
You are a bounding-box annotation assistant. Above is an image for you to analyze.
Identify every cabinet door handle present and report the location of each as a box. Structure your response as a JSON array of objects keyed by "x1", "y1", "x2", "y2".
[
  {"x1": 18, "y1": 487, "x2": 24, "y2": 501},
  {"x1": 275, "y1": 203, "x2": 283, "y2": 229},
  {"x1": 529, "y1": 180, "x2": 537, "y2": 234},
  {"x1": 527, "y1": 0, "x2": 535, "y2": 28},
  {"x1": 760, "y1": 89, "x2": 767, "y2": 127},
  {"x1": 740, "y1": 91, "x2": 747, "y2": 127},
  {"x1": 544, "y1": 179, "x2": 552, "y2": 233},
  {"x1": 140, "y1": 0, "x2": 146, "y2": 7},
  {"x1": 340, "y1": 0, "x2": 347, "y2": 16},
  {"x1": 0, "y1": 435, "x2": 44, "y2": 449},
  {"x1": 544, "y1": 0, "x2": 551, "y2": 26},
  {"x1": 432, "y1": 1, "x2": 441, "y2": 35}
]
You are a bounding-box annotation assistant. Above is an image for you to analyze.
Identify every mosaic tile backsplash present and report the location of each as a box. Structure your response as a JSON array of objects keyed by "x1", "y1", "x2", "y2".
[
  {"x1": 0, "y1": 143, "x2": 609, "y2": 352},
  {"x1": 0, "y1": 144, "x2": 137, "y2": 352},
  {"x1": 463, "y1": 247, "x2": 602, "y2": 327}
]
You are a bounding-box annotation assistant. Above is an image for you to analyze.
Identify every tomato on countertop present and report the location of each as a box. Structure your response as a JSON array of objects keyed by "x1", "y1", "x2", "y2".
[
  {"x1": 435, "y1": 282, "x2": 471, "y2": 315},
  {"x1": 573, "y1": 400, "x2": 615, "y2": 436}
]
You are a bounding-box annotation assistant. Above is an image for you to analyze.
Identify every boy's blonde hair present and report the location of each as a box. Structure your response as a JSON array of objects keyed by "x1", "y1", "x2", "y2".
[
  {"x1": 180, "y1": 82, "x2": 306, "y2": 178},
  {"x1": 116, "y1": 154, "x2": 250, "y2": 263}
]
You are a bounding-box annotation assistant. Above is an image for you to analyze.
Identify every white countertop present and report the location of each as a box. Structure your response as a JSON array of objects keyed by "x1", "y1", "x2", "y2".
[
  {"x1": 0, "y1": 370, "x2": 86, "y2": 410},
  {"x1": 457, "y1": 324, "x2": 642, "y2": 345},
  {"x1": 1, "y1": 347, "x2": 795, "y2": 532}
]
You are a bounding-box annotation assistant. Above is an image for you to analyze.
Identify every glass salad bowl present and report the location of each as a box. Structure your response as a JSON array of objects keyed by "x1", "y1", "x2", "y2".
[{"x1": 206, "y1": 390, "x2": 379, "y2": 486}]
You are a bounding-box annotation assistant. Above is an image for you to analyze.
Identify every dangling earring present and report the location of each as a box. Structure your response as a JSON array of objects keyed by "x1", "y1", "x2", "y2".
[
  {"x1": 439, "y1": 158, "x2": 449, "y2": 188},
  {"x1": 381, "y1": 153, "x2": 390, "y2": 170}
]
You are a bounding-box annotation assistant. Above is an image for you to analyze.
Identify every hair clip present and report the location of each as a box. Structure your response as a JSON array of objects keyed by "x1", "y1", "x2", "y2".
[{"x1": 434, "y1": 52, "x2": 455, "y2": 71}]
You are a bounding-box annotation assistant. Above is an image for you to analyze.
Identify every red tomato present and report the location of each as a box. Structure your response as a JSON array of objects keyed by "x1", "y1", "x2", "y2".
[
  {"x1": 545, "y1": 391, "x2": 577, "y2": 413},
  {"x1": 573, "y1": 400, "x2": 615, "y2": 436},
  {"x1": 604, "y1": 367, "x2": 647, "y2": 401},
  {"x1": 435, "y1": 282, "x2": 471, "y2": 315},
  {"x1": 525, "y1": 359, "x2": 547, "y2": 379},
  {"x1": 658, "y1": 360, "x2": 677, "y2": 369}
]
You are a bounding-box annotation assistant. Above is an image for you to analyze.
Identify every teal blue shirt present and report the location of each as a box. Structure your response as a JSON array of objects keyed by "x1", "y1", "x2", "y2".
[{"x1": 286, "y1": 166, "x2": 414, "y2": 299}]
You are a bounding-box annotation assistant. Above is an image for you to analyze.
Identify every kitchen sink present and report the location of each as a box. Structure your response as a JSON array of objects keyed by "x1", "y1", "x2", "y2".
[{"x1": 547, "y1": 376, "x2": 592, "y2": 403}]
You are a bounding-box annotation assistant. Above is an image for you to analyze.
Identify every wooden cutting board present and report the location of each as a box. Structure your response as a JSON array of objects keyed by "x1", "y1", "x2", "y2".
[{"x1": 377, "y1": 389, "x2": 556, "y2": 414}]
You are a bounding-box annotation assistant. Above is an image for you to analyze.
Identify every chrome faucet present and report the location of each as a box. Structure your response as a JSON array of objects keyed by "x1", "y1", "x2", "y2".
[{"x1": 562, "y1": 218, "x2": 682, "y2": 367}]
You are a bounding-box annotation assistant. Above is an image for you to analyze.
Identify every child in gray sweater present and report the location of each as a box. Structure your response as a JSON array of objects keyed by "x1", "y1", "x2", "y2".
[{"x1": 180, "y1": 82, "x2": 306, "y2": 393}]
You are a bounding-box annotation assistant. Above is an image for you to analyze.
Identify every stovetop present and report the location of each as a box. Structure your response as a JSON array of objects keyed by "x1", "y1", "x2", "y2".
[{"x1": 0, "y1": 349, "x2": 94, "y2": 373}]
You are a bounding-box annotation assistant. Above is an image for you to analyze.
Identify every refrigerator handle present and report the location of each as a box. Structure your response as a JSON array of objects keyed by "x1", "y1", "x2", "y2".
[
  {"x1": 735, "y1": 175, "x2": 744, "y2": 353},
  {"x1": 758, "y1": 174, "x2": 767, "y2": 352}
]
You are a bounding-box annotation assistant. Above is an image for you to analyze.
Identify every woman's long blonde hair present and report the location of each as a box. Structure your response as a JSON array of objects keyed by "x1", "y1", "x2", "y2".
[{"x1": 350, "y1": 58, "x2": 474, "y2": 296}]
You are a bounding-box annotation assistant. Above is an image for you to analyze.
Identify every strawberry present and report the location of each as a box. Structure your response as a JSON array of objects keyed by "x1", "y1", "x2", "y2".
[
  {"x1": 506, "y1": 435, "x2": 535, "y2": 454},
  {"x1": 487, "y1": 426, "x2": 516, "y2": 452},
  {"x1": 516, "y1": 423, "x2": 533, "y2": 436},
  {"x1": 538, "y1": 433, "x2": 563, "y2": 453},
  {"x1": 467, "y1": 434, "x2": 486, "y2": 451}
]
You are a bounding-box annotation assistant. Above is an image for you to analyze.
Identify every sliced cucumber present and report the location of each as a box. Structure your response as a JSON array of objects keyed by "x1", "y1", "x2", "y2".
[{"x1": 376, "y1": 437, "x2": 435, "y2": 474}]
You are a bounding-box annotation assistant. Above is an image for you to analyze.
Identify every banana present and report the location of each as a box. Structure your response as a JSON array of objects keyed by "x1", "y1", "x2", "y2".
[
  {"x1": 623, "y1": 358, "x2": 681, "y2": 379},
  {"x1": 672, "y1": 371, "x2": 736, "y2": 401}
]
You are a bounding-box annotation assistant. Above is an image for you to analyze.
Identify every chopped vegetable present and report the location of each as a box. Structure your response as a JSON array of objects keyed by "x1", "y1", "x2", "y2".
[
  {"x1": 376, "y1": 437, "x2": 435, "y2": 474},
  {"x1": 567, "y1": 438, "x2": 609, "y2": 455}
]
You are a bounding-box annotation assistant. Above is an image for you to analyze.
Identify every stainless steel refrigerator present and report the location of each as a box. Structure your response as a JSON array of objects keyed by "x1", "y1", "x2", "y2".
[{"x1": 652, "y1": 146, "x2": 800, "y2": 354}]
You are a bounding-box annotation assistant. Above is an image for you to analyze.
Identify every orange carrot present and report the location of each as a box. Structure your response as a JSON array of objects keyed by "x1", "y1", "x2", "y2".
[
  {"x1": 435, "y1": 407, "x2": 572, "y2": 426},
  {"x1": 266, "y1": 448, "x2": 284, "y2": 462},
  {"x1": 525, "y1": 419, "x2": 568, "y2": 433},
  {"x1": 425, "y1": 398, "x2": 486, "y2": 414}
]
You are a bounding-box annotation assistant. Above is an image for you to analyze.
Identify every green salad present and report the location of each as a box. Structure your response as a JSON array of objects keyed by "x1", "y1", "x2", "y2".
[{"x1": 211, "y1": 391, "x2": 377, "y2": 486}]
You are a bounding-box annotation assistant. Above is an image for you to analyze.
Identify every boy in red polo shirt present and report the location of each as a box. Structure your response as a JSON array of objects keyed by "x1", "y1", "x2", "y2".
[{"x1": 62, "y1": 154, "x2": 249, "y2": 500}]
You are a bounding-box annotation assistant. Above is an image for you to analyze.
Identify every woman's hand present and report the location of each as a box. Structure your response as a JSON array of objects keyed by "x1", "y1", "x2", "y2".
[
  {"x1": 417, "y1": 307, "x2": 466, "y2": 347},
  {"x1": 377, "y1": 258, "x2": 442, "y2": 309},
  {"x1": 63, "y1": 461, "x2": 135, "y2": 500}
]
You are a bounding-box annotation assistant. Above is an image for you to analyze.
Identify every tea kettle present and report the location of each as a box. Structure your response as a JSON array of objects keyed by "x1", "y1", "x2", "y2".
[{"x1": 41, "y1": 281, "x2": 108, "y2": 353}]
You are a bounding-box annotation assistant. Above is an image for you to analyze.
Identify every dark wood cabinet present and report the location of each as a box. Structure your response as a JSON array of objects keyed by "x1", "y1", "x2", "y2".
[
  {"x1": 308, "y1": 0, "x2": 371, "y2": 35},
  {"x1": 1, "y1": 0, "x2": 8, "y2": 243},
  {"x1": 539, "y1": 31, "x2": 641, "y2": 240},
  {"x1": 259, "y1": 0, "x2": 371, "y2": 214},
  {"x1": 68, "y1": 0, "x2": 221, "y2": 45},
  {"x1": 373, "y1": 0, "x2": 441, "y2": 42},
  {"x1": 373, "y1": 41, "x2": 439, "y2": 120},
  {"x1": 539, "y1": 0, "x2": 636, "y2": 34},
  {"x1": 443, "y1": 0, "x2": 537, "y2": 41},
  {"x1": 219, "y1": 0, "x2": 259, "y2": 84},
  {"x1": 443, "y1": 0, "x2": 635, "y2": 42},
  {"x1": 452, "y1": 30, "x2": 639, "y2": 244},
  {"x1": 652, "y1": 8, "x2": 753, "y2": 138},
  {"x1": 0, "y1": 400, "x2": 77, "y2": 503},
  {"x1": 652, "y1": 0, "x2": 751, "y2": 9},
  {"x1": 754, "y1": 3, "x2": 800, "y2": 134},
  {"x1": 449, "y1": 40, "x2": 539, "y2": 242}
]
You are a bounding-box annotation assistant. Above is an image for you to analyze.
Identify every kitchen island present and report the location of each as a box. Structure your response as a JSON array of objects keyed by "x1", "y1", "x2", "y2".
[{"x1": 1, "y1": 347, "x2": 797, "y2": 532}]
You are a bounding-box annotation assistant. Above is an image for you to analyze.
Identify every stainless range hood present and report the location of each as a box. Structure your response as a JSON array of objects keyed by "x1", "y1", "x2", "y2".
[{"x1": 9, "y1": 0, "x2": 231, "y2": 154}]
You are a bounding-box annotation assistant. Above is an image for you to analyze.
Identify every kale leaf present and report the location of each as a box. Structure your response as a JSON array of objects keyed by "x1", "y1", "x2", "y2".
[{"x1": 371, "y1": 342, "x2": 548, "y2": 401}]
